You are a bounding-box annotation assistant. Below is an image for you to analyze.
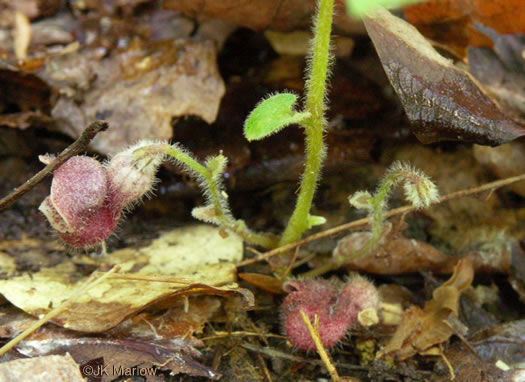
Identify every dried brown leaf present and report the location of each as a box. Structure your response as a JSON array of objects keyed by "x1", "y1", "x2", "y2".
[
  {"x1": 163, "y1": 0, "x2": 363, "y2": 34},
  {"x1": 430, "y1": 342, "x2": 505, "y2": 382},
  {"x1": 334, "y1": 232, "x2": 456, "y2": 274},
  {"x1": 473, "y1": 141, "x2": 525, "y2": 197},
  {"x1": 470, "y1": 320, "x2": 525, "y2": 366},
  {"x1": 364, "y1": 7, "x2": 525, "y2": 145},
  {"x1": 47, "y1": 39, "x2": 225, "y2": 155},
  {"x1": 378, "y1": 258, "x2": 474, "y2": 360},
  {"x1": 403, "y1": 0, "x2": 525, "y2": 59},
  {"x1": 16, "y1": 336, "x2": 220, "y2": 381},
  {"x1": 238, "y1": 273, "x2": 284, "y2": 294}
]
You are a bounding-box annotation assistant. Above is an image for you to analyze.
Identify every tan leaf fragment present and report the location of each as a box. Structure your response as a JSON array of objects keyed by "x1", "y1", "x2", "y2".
[
  {"x1": 47, "y1": 40, "x2": 225, "y2": 155},
  {"x1": 13, "y1": 11, "x2": 31, "y2": 60},
  {"x1": 377, "y1": 258, "x2": 474, "y2": 360},
  {"x1": 0, "y1": 354, "x2": 84, "y2": 382}
]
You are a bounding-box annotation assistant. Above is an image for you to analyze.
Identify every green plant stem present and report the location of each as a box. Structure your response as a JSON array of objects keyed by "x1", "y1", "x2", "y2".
[
  {"x1": 163, "y1": 145, "x2": 277, "y2": 248},
  {"x1": 278, "y1": 0, "x2": 334, "y2": 247}
]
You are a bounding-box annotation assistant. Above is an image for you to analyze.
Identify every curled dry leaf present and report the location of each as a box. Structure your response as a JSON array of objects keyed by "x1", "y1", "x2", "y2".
[
  {"x1": 377, "y1": 258, "x2": 474, "y2": 360},
  {"x1": 364, "y1": 7, "x2": 525, "y2": 146},
  {"x1": 0, "y1": 225, "x2": 252, "y2": 332}
]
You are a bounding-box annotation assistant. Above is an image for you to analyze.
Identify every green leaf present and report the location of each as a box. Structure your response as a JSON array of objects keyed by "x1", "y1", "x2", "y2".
[
  {"x1": 206, "y1": 154, "x2": 227, "y2": 179},
  {"x1": 345, "y1": 0, "x2": 421, "y2": 18},
  {"x1": 244, "y1": 93, "x2": 310, "y2": 141},
  {"x1": 306, "y1": 214, "x2": 326, "y2": 229}
]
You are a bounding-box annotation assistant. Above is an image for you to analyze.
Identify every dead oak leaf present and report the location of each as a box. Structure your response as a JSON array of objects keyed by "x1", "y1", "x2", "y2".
[{"x1": 377, "y1": 258, "x2": 474, "y2": 361}]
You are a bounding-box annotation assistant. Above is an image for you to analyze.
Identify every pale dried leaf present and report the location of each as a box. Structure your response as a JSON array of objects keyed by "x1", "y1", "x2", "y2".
[
  {"x1": 378, "y1": 258, "x2": 474, "y2": 360},
  {"x1": 0, "y1": 354, "x2": 84, "y2": 382},
  {"x1": 0, "y1": 225, "x2": 249, "y2": 332}
]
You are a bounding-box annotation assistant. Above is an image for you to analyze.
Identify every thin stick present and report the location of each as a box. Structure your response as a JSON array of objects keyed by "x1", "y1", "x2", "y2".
[
  {"x1": 300, "y1": 311, "x2": 340, "y2": 382},
  {"x1": 238, "y1": 172, "x2": 525, "y2": 267},
  {"x1": 0, "y1": 120, "x2": 108, "y2": 211},
  {"x1": 0, "y1": 265, "x2": 119, "y2": 356}
]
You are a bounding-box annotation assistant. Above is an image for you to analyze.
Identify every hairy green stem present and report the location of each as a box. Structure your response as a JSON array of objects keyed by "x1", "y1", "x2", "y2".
[
  {"x1": 163, "y1": 145, "x2": 277, "y2": 248},
  {"x1": 278, "y1": 0, "x2": 334, "y2": 246}
]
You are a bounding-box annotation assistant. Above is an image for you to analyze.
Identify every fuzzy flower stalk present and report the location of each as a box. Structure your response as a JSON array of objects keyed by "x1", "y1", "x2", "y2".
[
  {"x1": 337, "y1": 161, "x2": 439, "y2": 263},
  {"x1": 303, "y1": 161, "x2": 439, "y2": 279},
  {"x1": 281, "y1": 277, "x2": 379, "y2": 351},
  {"x1": 40, "y1": 141, "x2": 276, "y2": 249},
  {"x1": 349, "y1": 161, "x2": 439, "y2": 251}
]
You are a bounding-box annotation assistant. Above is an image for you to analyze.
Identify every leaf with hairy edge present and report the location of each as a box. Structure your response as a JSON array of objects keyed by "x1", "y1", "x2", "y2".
[{"x1": 244, "y1": 93, "x2": 310, "y2": 141}]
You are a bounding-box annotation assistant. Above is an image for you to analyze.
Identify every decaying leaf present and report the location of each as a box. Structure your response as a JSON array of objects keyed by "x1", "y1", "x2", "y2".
[
  {"x1": 364, "y1": 7, "x2": 525, "y2": 145},
  {"x1": 392, "y1": 144, "x2": 524, "y2": 259},
  {"x1": 378, "y1": 258, "x2": 474, "y2": 360},
  {"x1": 47, "y1": 39, "x2": 225, "y2": 155},
  {"x1": 16, "y1": 336, "x2": 221, "y2": 381},
  {"x1": 473, "y1": 141, "x2": 525, "y2": 197},
  {"x1": 431, "y1": 342, "x2": 506, "y2": 382},
  {"x1": 468, "y1": 26, "x2": 525, "y2": 121},
  {"x1": 238, "y1": 273, "x2": 284, "y2": 294},
  {"x1": 0, "y1": 225, "x2": 252, "y2": 332},
  {"x1": 334, "y1": 232, "x2": 456, "y2": 274},
  {"x1": 403, "y1": 0, "x2": 525, "y2": 59},
  {"x1": 470, "y1": 320, "x2": 525, "y2": 366},
  {"x1": 163, "y1": 0, "x2": 363, "y2": 34},
  {"x1": 0, "y1": 354, "x2": 84, "y2": 382}
]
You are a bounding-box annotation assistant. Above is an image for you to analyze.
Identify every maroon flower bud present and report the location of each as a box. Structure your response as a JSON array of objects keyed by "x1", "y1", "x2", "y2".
[
  {"x1": 281, "y1": 277, "x2": 379, "y2": 351},
  {"x1": 39, "y1": 156, "x2": 119, "y2": 248},
  {"x1": 39, "y1": 142, "x2": 166, "y2": 248}
]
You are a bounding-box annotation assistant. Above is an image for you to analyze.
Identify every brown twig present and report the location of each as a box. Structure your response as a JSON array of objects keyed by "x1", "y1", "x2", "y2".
[
  {"x1": 0, "y1": 120, "x2": 108, "y2": 211},
  {"x1": 237, "y1": 172, "x2": 525, "y2": 267}
]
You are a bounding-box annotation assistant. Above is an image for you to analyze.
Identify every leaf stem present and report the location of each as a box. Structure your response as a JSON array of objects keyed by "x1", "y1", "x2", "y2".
[{"x1": 278, "y1": 0, "x2": 334, "y2": 246}]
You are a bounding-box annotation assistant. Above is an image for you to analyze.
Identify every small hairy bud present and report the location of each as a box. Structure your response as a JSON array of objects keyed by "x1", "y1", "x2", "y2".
[
  {"x1": 281, "y1": 277, "x2": 379, "y2": 351},
  {"x1": 401, "y1": 170, "x2": 440, "y2": 208},
  {"x1": 387, "y1": 162, "x2": 439, "y2": 209},
  {"x1": 348, "y1": 191, "x2": 373, "y2": 210},
  {"x1": 105, "y1": 141, "x2": 165, "y2": 211},
  {"x1": 39, "y1": 141, "x2": 167, "y2": 248}
]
